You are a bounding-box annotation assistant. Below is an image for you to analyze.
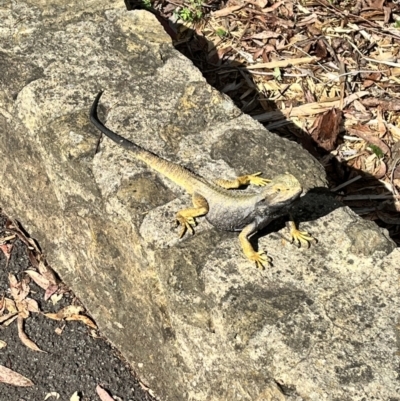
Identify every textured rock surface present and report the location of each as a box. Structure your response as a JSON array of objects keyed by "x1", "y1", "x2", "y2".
[{"x1": 0, "y1": 1, "x2": 399, "y2": 400}]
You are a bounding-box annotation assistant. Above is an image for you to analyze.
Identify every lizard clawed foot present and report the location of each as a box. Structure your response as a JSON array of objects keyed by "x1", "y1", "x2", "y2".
[
  {"x1": 176, "y1": 216, "x2": 196, "y2": 238},
  {"x1": 247, "y1": 172, "x2": 271, "y2": 187},
  {"x1": 290, "y1": 228, "x2": 316, "y2": 248},
  {"x1": 247, "y1": 250, "x2": 272, "y2": 270}
]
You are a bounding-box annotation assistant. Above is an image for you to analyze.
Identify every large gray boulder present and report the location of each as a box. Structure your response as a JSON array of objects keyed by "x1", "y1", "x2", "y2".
[{"x1": 0, "y1": 1, "x2": 398, "y2": 400}]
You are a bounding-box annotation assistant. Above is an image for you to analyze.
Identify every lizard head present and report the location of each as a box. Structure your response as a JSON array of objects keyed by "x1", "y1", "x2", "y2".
[{"x1": 262, "y1": 173, "x2": 302, "y2": 207}]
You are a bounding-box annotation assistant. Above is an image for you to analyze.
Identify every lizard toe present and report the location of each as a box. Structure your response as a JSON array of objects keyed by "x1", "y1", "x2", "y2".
[
  {"x1": 248, "y1": 172, "x2": 271, "y2": 187},
  {"x1": 248, "y1": 251, "x2": 272, "y2": 270},
  {"x1": 176, "y1": 216, "x2": 196, "y2": 238},
  {"x1": 290, "y1": 229, "x2": 316, "y2": 248}
]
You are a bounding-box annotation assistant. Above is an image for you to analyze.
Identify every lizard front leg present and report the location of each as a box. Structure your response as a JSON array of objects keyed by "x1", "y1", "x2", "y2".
[
  {"x1": 176, "y1": 193, "x2": 209, "y2": 238},
  {"x1": 238, "y1": 222, "x2": 272, "y2": 269},
  {"x1": 286, "y1": 218, "x2": 316, "y2": 247},
  {"x1": 215, "y1": 172, "x2": 270, "y2": 189}
]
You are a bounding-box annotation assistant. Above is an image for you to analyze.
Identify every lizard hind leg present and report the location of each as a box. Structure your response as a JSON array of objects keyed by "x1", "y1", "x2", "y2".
[
  {"x1": 215, "y1": 172, "x2": 271, "y2": 189},
  {"x1": 176, "y1": 193, "x2": 209, "y2": 238}
]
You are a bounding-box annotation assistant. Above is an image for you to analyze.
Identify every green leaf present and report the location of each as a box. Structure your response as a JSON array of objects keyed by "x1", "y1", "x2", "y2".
[
  {"x1": 216, "y1": 28, "x2": 227, "y2": 37},
  {"x1": 369, "y1": 144, "x2": 384, "y2": 158},
  {"x1": 273, "y1": 67, "x2": 282, "y2": 81}
]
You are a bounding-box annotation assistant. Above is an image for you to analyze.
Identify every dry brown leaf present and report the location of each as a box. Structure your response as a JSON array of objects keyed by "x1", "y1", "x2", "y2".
[
  {"x1": 246, "y1": 56, "x2": 319, "y2": 69},
  {"x1": 297, "y1": 13, "x2": 319, "y2": 27},
  {"x1": 370, "y1": 50, "x2": 396, "y2": 62},
  {"x1": 51, "y1": 293, "x2": 63, "y2": 305},
  {"x1": 0, "y1": 364, "x2": 34, "y2": 386},
  {"x1": 383, "y1": 6, "x2": 391, "y2": 23},
  {"x1": 0, "y1": 234, "x2": 15, "y2": 243},
  {"x1": 361, "y1": 72, "x2": 382, "y2": 89},
  {"x1": 28, "y1": 249, "x2": 40, "y2": 269},
  {"x1": 315, "y1": 38, "x2": 327, "y2": 58},
  {"x1": 45, "y1": 305, "x2": 84, "y2": 320},
  {"x1": 55, "y1": 325, "x2": 65, "y2": 335},
  {"x1": 373, "y1": 160, "x2": 387, "y2": 179},
  {"x1": 352, "y1": 100, "x2": 367, "y2": 113},
  {"x1": 368, "y1": 0, "x2": 385, "y2": 9},
  {"x1": 212, "y1": 4, "x2": 244, "y2": 18},
  {"x1": 70, "y1": 391, "x2": 81, "y2": 401},
  {"x1": 17, "y1": 316, "x2": 45, "y2": 352},
  {"x1": 4, "y1": 297, "x2": 18, "y2": 313},
  {"x1": 8, "y1": 274, "x2": 20, "y2": 300},
  {"x1": 348, "y1": 125, "x2": 391, "y2": 155},
  {"x1": 360, "y1": 9, "x2": 384, "y2": 19},
  {"x1": 96, "y1": 385, "x2": 115, "y2": 401},
  {"x1": 45, "y1": 392, "x2": 60, "y2": 400},
  {"x1": 392, "y1": 166, "x2": 400, "y2": 179},
  {"x1": 45, "y1": 305, "x2": 96, "y2": 328},
  {"x1": 6, "y1": 218, "x2": 41, "y2": 253},
  {"x1": 38, "y1": 260, "x2": 58, "y2": 284},
  {"x1": 255, "y1": 0, "x2": 268, "y2": 7},
  {"x1": 65, "y1": 314, "x2": 97, "y2": 329},
  {"x1": 25, "y1": 298, "x2": 40, "y2": 313},
  {"x1": 8, "y1": 274, "x2": 40, "y2": 320},
  {"x1": 90, "y1": 329, "x2": 101, "y2": 338},
  {"x1": 387, "y1": 123, "x2": 400, "y2": 141},
  {"x1": 25, "y1": 269, "x2": 50, "y2": 290},
  {"x1": 45, "y1": 313, "x2": 61, "y2": 320},
  {"x1": 21, "y1": 275, "x2": 31, "y2": 296},
  {"x1": 9, "y1": 274, "x2": 30, "y2": 303},
  {"x1": 361, "y1": 98, "x2": 400, "y2": 111},
  {"x1": 248, "y1": 31, "x2": 280, "y2": 40},
  {"x1": 0, "y1": 313, "x2": 18, "y2": 326},
  {"x1": 255, "y1": 99, "x2": 338, "y2": 121},
  {"x1": 0, "y1": 243, "x2": 13, "y2": 262},
  {"x1": 44, "y1": 284, "x2": 59, "y2": 301},
  {"x1": 376, "y1": 107, "x2": 386, "y2": 136},
  {"x1": 0, "y1": 297, "x2": 18, "y2": 325},
  {"x1": 309, "y1": 108, "x2": 342, "y2": 152},
  {"x1": 0, "y1": 340, "x2": 7, "y2": 349},
  {"x1": 25, "y1": 267, "x2": 59, "y2": 301},
  {"x1": 255, "y1": 91, "x2": 369, "y2": 122},
  {"x1": 16, "y1": 302, "x2": 30, "y2": 319}
]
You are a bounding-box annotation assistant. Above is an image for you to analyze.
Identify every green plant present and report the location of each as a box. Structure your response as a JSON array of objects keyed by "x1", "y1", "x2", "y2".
[
  {"x1": 141, "y1": 0, "x2": 152, "y2": 8},
  {"x1": 177, "y1": 0, "x2": 203, "y2": 22},
  {"x1": 369, "y1": 144, "x2": 384, "y2": 158},
  {"x1": 273, "y1": 67, "x2": 282, "y2": 81},
  {"x1": 215, "y1": 28, "x2": 227, "y2": 37}
]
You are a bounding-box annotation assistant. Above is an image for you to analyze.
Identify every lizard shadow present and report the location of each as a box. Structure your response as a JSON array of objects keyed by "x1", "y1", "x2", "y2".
[{"x1": 124, "y1": 0, "x2": 399, "y2": 246}]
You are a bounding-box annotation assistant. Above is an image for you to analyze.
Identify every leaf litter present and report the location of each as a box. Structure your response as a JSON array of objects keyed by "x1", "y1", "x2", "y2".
[
  {"x1": 144, "y1": 0, "x2": 400, "y2": 244},
  {"x1": 0, "y1": 215, "x2": 98, "y2": 387},
  {"x1": 1, "y1": 212, "x2": 123, "y2": 400}
]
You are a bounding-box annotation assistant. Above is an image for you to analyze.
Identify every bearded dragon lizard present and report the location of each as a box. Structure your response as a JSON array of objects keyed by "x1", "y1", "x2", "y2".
[{"x1": 90, "y1": 91, "x2": 314, "y2": 269}]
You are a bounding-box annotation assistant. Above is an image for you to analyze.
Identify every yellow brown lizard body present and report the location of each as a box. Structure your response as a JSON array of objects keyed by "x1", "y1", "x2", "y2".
[{"x1": 90, "y1": 91, "x2": 314, "y2": 268}]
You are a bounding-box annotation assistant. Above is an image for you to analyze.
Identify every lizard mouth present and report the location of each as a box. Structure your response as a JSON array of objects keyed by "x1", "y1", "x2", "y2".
[{"x1": 264, "y1": 187, "x2": 302, "y2": 207}]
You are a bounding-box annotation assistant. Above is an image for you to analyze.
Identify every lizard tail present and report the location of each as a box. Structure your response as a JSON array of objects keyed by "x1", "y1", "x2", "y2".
[
  {"x1": 89, "y1": 91, "x2": 198, "y2": 193},
  {"x1": 90, "y1": 91, "x2": 141, "y2": 154}
]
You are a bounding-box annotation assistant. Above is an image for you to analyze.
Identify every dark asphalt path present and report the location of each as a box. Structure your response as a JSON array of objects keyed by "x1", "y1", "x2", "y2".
[{"x1": 0, "y1": 211, "x2": 157, "y2": 401}]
